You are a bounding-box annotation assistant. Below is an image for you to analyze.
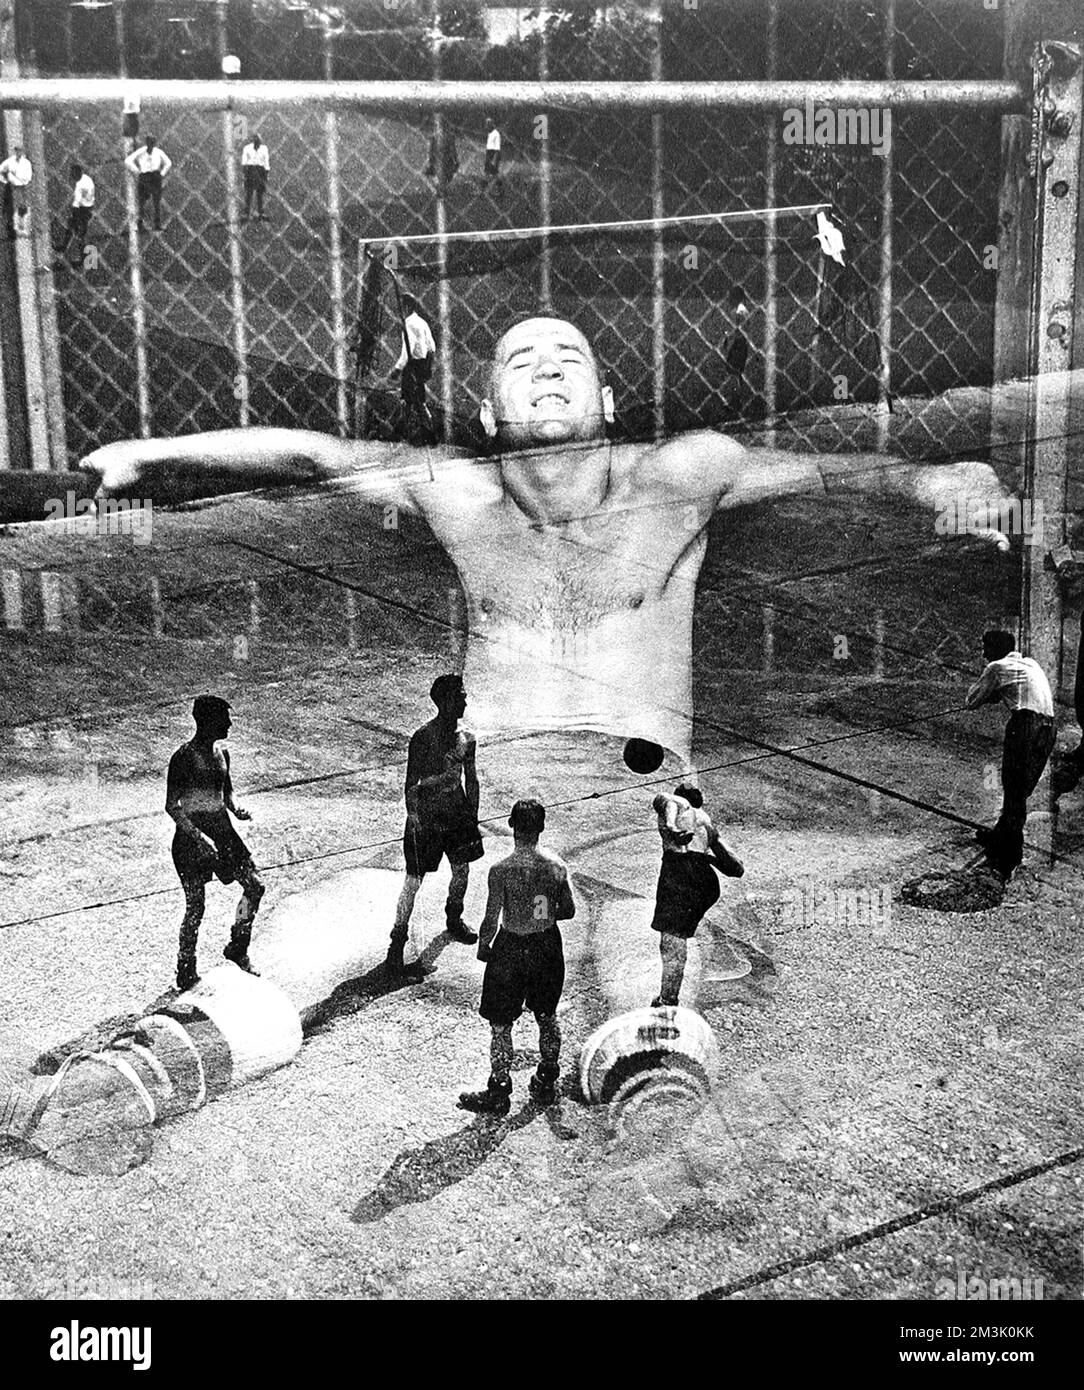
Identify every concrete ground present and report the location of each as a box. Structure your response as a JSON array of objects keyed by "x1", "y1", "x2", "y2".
[{"x1": 0, "y1": 476, "x2": 1081, "y2": 1302}]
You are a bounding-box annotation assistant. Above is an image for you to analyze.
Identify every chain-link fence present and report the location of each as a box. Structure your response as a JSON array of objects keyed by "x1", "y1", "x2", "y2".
[{"x1": 9, "y1": 0, "x2": 1012, "y2": 465}]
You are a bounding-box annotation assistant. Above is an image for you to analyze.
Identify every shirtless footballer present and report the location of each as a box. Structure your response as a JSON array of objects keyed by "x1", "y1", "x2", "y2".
[
  {"x1": 388, "y1": 673, "x2": 483, "y2": 980},
  {"x1": 165, "y1": 695, "x2": 264, "y2": 990},
  {"x1": 84, "y1": 316, "x2": 1012, "y2": 767}
]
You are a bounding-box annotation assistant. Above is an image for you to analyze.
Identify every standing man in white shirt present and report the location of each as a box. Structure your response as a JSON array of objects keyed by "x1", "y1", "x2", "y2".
[
  {"x1": 0, "y1": 144, "x2": 33, "y2": 240},
  {"x1": 394, "y1": 293, "x2": 437, "y2": 442},
  {"x1": 124, "y1": 135, "x2": 172, "y2": 231},
  {"x1": 482, "y1": 116, "x2": 503, "y2": 199},
  {"x1": 122, "y1": 91, "x2": 141, "y2": 141},
  {"x1": 61, "y1": 163, "x2": 95, "y2": 266},
  {"x1": 966, "y1": 629, "x2": 1056, "y2": 878},
  {"x1": 241, "y1": 133, "x2": 270, "y2": 222}
]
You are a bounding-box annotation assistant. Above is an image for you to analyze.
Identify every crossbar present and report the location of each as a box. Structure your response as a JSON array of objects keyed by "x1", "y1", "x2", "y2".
[{"x1": 0, "y1": 78, "x2": 1026, "y2": 112}]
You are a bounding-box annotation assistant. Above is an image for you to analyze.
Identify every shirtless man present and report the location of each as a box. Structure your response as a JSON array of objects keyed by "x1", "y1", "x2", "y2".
[
  {"x1": 459, "y1": 798, "x2": 576, "y2": 1116},
  {"x1": 165, "y1": 695, "x2": 264, "y2": 990},
  {"x1": 387, "y1": 674, "x2": 484, "y2": 980},
  {"x1": 83, "y1": 315, "x2": 1011, "y2": 766},
  {"x1": 650, "y1": 784, "x2": 744, "y2": 1007}
]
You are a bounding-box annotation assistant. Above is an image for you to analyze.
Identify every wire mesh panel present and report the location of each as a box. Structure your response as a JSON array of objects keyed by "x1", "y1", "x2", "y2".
[{"x1": 17, "y1": 0, "x2": 1011, "y2": 463}]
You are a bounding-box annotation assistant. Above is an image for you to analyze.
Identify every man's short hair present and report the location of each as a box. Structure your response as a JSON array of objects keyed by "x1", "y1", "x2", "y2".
[
  {"x1": 429, "y1": 673, "x2": 463, "y2": 707},
  {"x1": 982, "y1": 629, "x2": 1015, "y2": 660},
  {"x1": 674, "y1": 782, "x2": 703, "y2": 808},
  {"x1": 509, "y1": 799, "x2": 545, "y2": 837},
  {"x1": 71, "y1": 163, "x2": 83, "y2": 179},
  {"x1": 402, "y1": 294, "x2": 418, "y2": 315},
  {"x1": 192, "y1": 694, "x2": 231, "y2": 724}
]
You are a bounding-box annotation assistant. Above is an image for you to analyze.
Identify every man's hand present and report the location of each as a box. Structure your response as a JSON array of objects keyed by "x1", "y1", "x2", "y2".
[
  {"x1": 194, "y1": 832, "x2": 218, "y2": 864},
  {"x1": 81, "y1": 440, "x2": 144, "y2": 496},
  {"x1": 232, "y1": 806, "x2": 252, "y2": 822},
  {"x1": 911, "y1": 460, "x2": 1013, "y2": 552}
]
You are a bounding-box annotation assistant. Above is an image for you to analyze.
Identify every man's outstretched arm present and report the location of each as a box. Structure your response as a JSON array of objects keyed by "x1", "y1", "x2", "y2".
[
  {"x1": 649, "y1": 430, "x2": 1013, "y2": 549},
  {"x1": 81, "y1": 428, "x2": 462, "y2": 513}
]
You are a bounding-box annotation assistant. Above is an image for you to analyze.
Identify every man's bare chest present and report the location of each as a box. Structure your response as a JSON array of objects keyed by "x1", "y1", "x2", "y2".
[{"x1": 451, "y1": 513, "x2": 692, "y2": 633}]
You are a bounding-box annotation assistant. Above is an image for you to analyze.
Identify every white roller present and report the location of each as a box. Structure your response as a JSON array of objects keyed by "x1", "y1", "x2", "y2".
[
  {"x1": 253, "y1": 867, "x2": 406, "y2": 1015},
  {"x1": 579, "y1": 1004, "x2": 720, "y2": 1105},
  {"x1": 176, "y1": 966, "x2": 302, "y2": 1086}
]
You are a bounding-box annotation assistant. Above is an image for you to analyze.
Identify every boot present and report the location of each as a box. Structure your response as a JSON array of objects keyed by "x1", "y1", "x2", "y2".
[
  {"x1": 383, "y1": 939, "x2": 434, "y2": 981},
  {"x1": 225, "y1": 922, "x2": 260, "y2": 976},
  {"x1": 223, "y1": 944, "x2": 260, "y2": 976},
  {"x1": 457, "y1": 1077, "x2": 512, "y2": 1116},
  {"x1": 528, "y1": 1064, "x2": 559, "y2": 1106},
  {"x1": 176, "y1": 959, "x2": 200, "y2": 992},
  {"x1": 445, "y1": 916, "x2": 478, "y2": 945}
]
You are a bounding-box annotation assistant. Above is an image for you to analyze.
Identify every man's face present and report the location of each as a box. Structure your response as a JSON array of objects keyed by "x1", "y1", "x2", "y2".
[
  {"x1": 206, "y1": 711, "x2": 231, "y2": 740},
  {"x1": 482, "y1": 318, "x2": 614, "y2": 448}
]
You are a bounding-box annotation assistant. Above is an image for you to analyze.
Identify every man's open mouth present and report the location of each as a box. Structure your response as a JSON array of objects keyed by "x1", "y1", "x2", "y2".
[{"x1": 531, "y1": 392, "x2": 570, "y2": 409}]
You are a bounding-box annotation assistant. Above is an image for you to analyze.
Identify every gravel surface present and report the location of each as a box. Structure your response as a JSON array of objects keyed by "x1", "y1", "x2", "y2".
[{"x1": 1, "y1": 486, "x2": 1081, "y2": 1301}]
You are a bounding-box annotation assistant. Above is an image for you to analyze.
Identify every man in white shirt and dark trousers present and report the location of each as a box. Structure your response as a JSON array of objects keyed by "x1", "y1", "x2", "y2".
[
  {"x1": 459, "y1": 799, "x2": 576, "y2": 1116},
  {"x1": 241, "y1": 135, "x2": 269, "y2": 221},
  {"x1": 966, "y1": 629, "x2": 1056, "y2": 878},
  {"x1": 124, "y1": 136, "x2": 172, "y2": 231},
  {"x1": 483, "y1": 117, "x2": 503, "y2": 199},
  {"x1": 0, "y1": 145, "x2": 33, "y2": 240},
  {"x1": 61, "y1": 164, "x2": 95, "y2": 266},
  {"x1": 394, "y1": 294, "x2": 436, "y2": 443}
]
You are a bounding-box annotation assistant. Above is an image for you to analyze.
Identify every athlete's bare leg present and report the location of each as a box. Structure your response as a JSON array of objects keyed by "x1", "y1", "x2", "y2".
[
  {"x1": 176, "y1": 879, "x2": 205, "y2": 989},
  {"x1": 653, "y1": 933, "x2": 687, "y2": 1007},
  {"x1": 529, "y1": 1012, "x2": 561, "y2": 1105},
  {"x1": 385, "y1": 873, "x2": 435, "y2": 978},
  {"x1": 458, "y1": 1024, "x2": 515, "y2": 1116},
  {"x1": 444, "y1": 861, "x2": 472, "y2": 934},
  {"x1": 225, "y1": 864, "x2": 264, "y2": 974},
  {"x1": 392, "y1": 873, "x2": 423, "y2": 941}
]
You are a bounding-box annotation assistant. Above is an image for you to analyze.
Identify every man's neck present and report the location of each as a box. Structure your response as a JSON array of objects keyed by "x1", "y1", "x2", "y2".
[{"x1": 499, "y1": 440, "x2": 612, "y2": 527}]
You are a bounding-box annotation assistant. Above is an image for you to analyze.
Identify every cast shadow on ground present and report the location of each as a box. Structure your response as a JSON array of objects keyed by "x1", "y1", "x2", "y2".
[
  {"x1": 351, "y1": 1096, "x2": 579, "y2": 1225},
  {"x1": 303, "y1": 932, "x2": 461, "y2": 1033}
]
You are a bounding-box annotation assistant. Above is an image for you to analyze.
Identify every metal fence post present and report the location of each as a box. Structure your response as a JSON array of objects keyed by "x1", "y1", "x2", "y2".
[
  {"x1": 538, "y1": 3, "x2": 552, "y2": 313},
  {"x1": 876, "y1": 0, "x2": 895, "y2": 451},
  {"x1": 1, "y1": 10, "x2": 51, "y2": 472},
  {"x1": 1023, "y1": 38, "x2": 1082, "y2": 861},
  {"x1": 217, "y1": 0, "x2": 249, "y2": 427},
  {"x1": 116, "y1": 0, "x2": 152, "y2": 438},
  {"x1": 322, "y1": 27, "x2": 349, "y2": 437},
  {"x1": 23, "y1": 99, "x2": 67, "y2": 470},
  {"x1": 431, "y1": 1, "x2": 453, "y2": 445},
  {"x1": 764, "y1": 0, "x2": 779, "y2": 443},
  {"x1": 650, "y1": 2, "x2": 665, "y2": 442}
]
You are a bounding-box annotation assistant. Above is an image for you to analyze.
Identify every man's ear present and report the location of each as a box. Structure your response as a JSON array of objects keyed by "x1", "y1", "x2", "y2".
[
  {"x1": 479, "y1": 398, "x2": 498, "y2": 439},
  {"x1": 601, "y1": 384, "x2": 615, "y2": 425}
]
